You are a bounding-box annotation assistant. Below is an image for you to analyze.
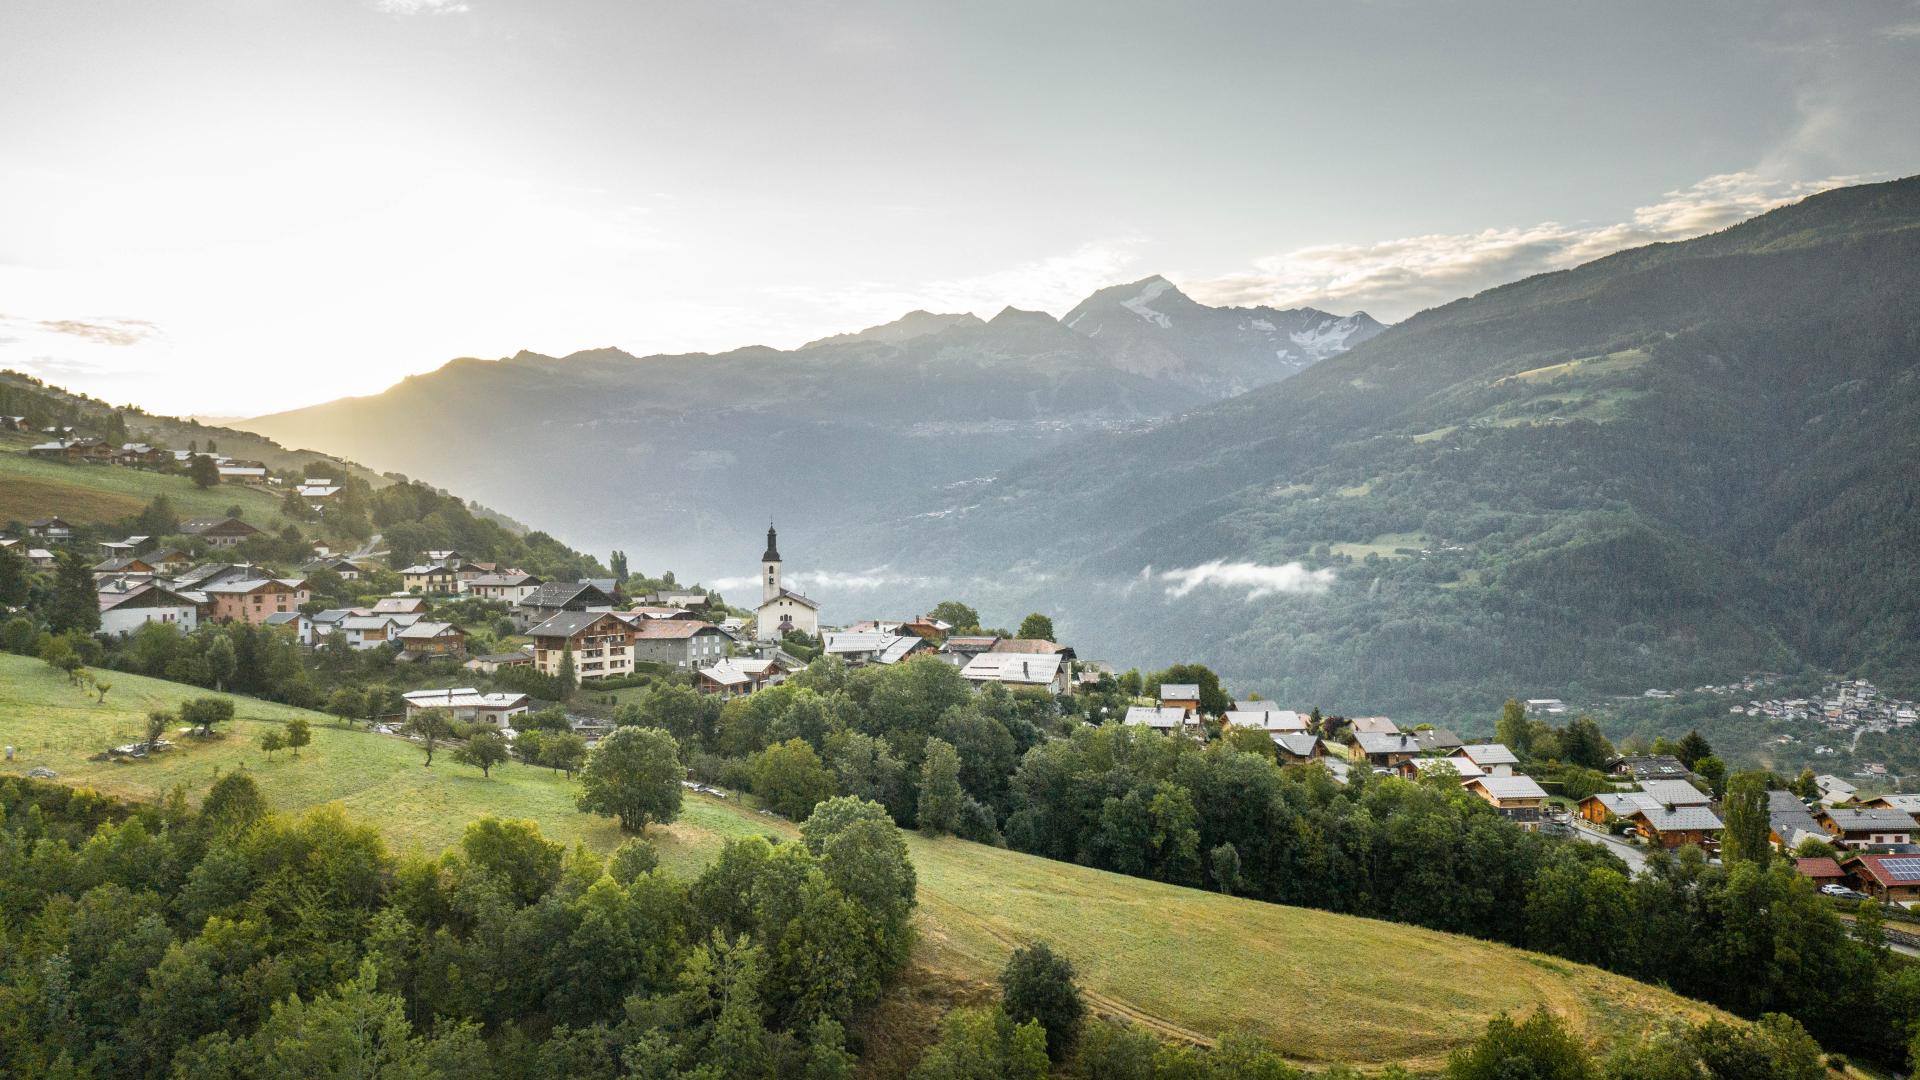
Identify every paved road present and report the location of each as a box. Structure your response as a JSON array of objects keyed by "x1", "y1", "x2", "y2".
[{"x1": 1568, "y1": 822, "x2": 1650, "y2": 876}]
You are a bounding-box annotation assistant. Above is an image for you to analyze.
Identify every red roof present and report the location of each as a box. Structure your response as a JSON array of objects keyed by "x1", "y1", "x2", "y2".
[
  {"x1": 631, "y1": 620, "x2": 724, "y2": 640},
  {"x1": 1793, "y1": 857, "x2": 1844, "y2": 880},
  {"x1": 1853, "y1": 854, "x2": 1920, "y2": 887}
]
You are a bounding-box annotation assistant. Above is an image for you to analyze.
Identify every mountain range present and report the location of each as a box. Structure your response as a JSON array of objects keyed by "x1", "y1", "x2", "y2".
[{"x1": 243, "y1": 279, "x2": 1381, "y2": 584}]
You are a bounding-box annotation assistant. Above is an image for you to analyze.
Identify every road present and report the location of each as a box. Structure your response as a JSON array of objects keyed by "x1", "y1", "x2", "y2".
[{"x1": 1568, "y1": 822, "x2": 1650, "y2": 876}]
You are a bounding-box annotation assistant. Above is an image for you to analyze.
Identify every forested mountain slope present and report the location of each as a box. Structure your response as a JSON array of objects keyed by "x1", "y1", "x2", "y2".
[{"x1": 862, "y1": 176, "x2": 1920, "y2": 712}]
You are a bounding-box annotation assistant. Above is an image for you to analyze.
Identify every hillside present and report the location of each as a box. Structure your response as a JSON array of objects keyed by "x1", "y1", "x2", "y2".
[
  {"x1": 238, "y1": 282, "x2": 1380, "y2": 588},
  {"x1": 846, "y1": 176, "x2": 1920, "y2": 715},
  {"x1": 0, "y1": 654, "x2": 1724, "y2": 1067},
  {"x1": 0, "y1": 429, "x2": 288, "y2": 527}
]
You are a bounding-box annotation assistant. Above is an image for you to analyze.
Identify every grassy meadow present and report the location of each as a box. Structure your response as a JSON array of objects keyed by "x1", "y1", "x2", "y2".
[
  {"x1": 0, "y1": 653, "x2": 1726, "y2": 1066},
  {"x1": 0, "y1": 431, "x2": 289, "y2": 526}
]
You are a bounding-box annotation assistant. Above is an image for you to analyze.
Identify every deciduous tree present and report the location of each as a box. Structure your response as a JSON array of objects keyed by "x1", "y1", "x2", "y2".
[
  {"x1": 453, "y1": 730, "x2": 510, "y2": 778},
  {"x1": 576, "y1": 725, "x2": 683, "y2": 832}
]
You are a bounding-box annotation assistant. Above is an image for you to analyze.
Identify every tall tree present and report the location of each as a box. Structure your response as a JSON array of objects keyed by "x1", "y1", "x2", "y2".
[
  {"x1": 576, "y1": 725, "x2": 683, "y2": 832},
  {"x1": 917, "y1": 738, "x2": 965, "y2": 834},
  {"x1": 929, "y1": 601, "x2": 981, "y2": 633},
  {"x1": 1721, "y1": 772, "x2": 1773, "y2": 865},
  {"x1": 609, "y1": 550, "x2": 628, "y2": 583},
  {"x1": 1675, "y1": 730, "x2": 1712, "y2": 769},
  {"x1": 284, "y1": 717, "x2": 311, "y2": 758},
  {"x1": 1495, "y1": 699, "x2": 1531, "y2": 757},
  {"x1": 188, "y1": 453, "x2": 219, "y2": 489},
  {"x1": 0, "y1": 545, "x2": 30, "y2": 607},
  {"x1": 556, "y1": 644, "x2": 577, "y2": 702},
  {"x1": 454, "y1": 730, "x2": 510, "y2": 778},
  {"x1": 999, "y1": 943, "x2": 1085, "y2": 1061},
  {"x1": 1016, "y1": 613, "x2": 1056, "y2": 641},
  {"x1": 46, "y1": 550, "x2": 100, "y2": 635}
]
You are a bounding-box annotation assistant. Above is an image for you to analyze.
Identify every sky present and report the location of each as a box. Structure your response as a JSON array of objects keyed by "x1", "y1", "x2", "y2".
[{"x1": 2, "y1": 0, "x2": 1917, "y2": 416}]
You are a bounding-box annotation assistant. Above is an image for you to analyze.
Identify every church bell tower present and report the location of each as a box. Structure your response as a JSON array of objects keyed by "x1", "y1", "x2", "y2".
[{"x1": 761, "y1": 524, "x2": 782, "y2": 604}]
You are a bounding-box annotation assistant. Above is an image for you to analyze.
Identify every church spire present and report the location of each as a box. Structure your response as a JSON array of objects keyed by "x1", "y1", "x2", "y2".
[{"x1": 762, "y1": 523, "x2": 781, "y2": 563}]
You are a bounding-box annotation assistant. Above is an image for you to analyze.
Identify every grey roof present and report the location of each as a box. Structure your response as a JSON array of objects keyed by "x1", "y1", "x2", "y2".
[
  {"x1": 1637, "y1": 779, "x2": 1711, "y2": 806},
  {"x1": 398, "y1": 620, "x2": 460, "y2": 640},
  {"x1": 262, "y1": 611, "x2": 307, "y2": 625},
  {"x1": 1766, "y1": 790, "x2": 1822, "y2": 839},
  {"x1": 1633, "y1": 804, "x2": 1724, "y2": 832},
  {"x1": 312, "y1": 608, "x2": 359, "y2": 625},
  {"x1": 758, "y1": 587, "x2": 819, "y2": 610},
  {"x1": 1412, "y1": 727, "x2": 1464, "y2": 752},
  {"x1": 1824, "y1": 809, "x2": 1917, "y2": 833},
  {"x1": 1270, "y1": 732, "x2": 1322, "y2": 758},
  {"x1": 527, "y1": 610, "x2": 621, "y2": 639},
  {"x1": 519, "y1": 581, "x2": 611, "y2": 610},
  {"x1": 1470, "y1": 774, "x2": 1550, "y2": 801},
  {"x1": 1123, "y1": 706, "x2": 1190, "y2": 729},
  {"x1": 1159, "y1": 683, "x2": 1201, "y2": 700},
  {"x1": 469, "y1": 572, "x2": 541, "y2": 587},
  {"x1": 1354, "y1": 732, "x2": 1420, "y2": 755},
  {"x1": 1461, "y1": 743, "x2": 1520, "y2": 766}
]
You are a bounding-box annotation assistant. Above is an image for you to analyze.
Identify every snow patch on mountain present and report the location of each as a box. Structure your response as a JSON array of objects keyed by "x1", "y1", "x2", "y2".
[
  {"x1": 1288, "y1": 316, "x2": 1369, "y2": 361},
  {"x1": 1121, "y1": 278, "x2": 1174, "y2": 328}
]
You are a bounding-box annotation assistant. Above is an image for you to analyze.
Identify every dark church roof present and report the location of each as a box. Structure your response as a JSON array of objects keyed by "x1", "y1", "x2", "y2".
[{"x1": 762, "y1": 524, "x2": 781, "y2": 563}]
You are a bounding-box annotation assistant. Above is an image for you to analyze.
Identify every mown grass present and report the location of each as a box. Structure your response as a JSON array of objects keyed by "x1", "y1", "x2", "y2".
[
  {"x1": 0, "y1": 654, "x2": 1726, "y2": 1065},
  {"x1": 0, "y1": 434, "x2": 287, "y2": 526}
]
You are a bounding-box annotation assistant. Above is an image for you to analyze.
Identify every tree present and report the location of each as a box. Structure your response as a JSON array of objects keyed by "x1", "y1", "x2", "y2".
[
  {"x1": 1675, "y1": 730, "x2": 1712, "y2": 770},
  {"x1": 1720, "y1": 772, "x2": 1773, "y2": 865},
  {"x1": 539, "y1": 731, "x2": 589, "y2": 778},
  {"x1": 282, "y1": 717, "x2": 311, "y2": 758},
  {"x1": 453, "y1": 730, "x2": 510, "y2": 778},
  {"x1": 87, "y1": 677, "x2": 110, "y2": 703},
  {"x1": 179, "y1": 695, "x2": 235, "y2": 736},
  {"x1": 1147, "y1": 663, "x2": 1230, "y2": 716},
  {"x1": 40, "y1": 633, "x2": 84, "y2": 683},
  {"x1": 1496, "y1": 699, "x2": 1531, "y2": 758},
  {"x1": 608, "y1": 838, "x2": 660, "y2": 884},
  {"x1": 576, "y1": 725, "x2": 683, "y2": 832},
  {"x1": 1016, "y1": 612, "x2": 1056, "y2": 641},
  {"x1": 1446, "y1": 1012, "x2": 1596, "y2": 1080},
  {"x1": 929, "y1": 600, "x2": 981, "y2": 633},
  {"x1": 188, "y1": 453, "x2": 219, "y2": 488},
  {"x1": 1000, "y1": 943, "x2": 1084, "y2": 1061},
  {"x1": 1693, "y1": 755, "x2": 1727, "y2": 798},
  {"x1": 259, "y1": 730, "x2": 286, "y2": 760},
  {"x1": 917, "y1": 738, "x2": 965, "y2": 834},
  {"x1": 610, "y1": 549, "x2": 628, "y2": 583},
  {"x1": 751, "y1": 738, "x2": 837, "y2": 821},
  {"x1": 144, "y1": 710, "x2": 171, "y2": 752},
  {"x1": 325, "y1": 687, "x2": 364, "y2": 728},
  {"x1": 1789, "y1": 768, "x2": 1819, "y2": 800},
  {"x1": 204, "y1": 635, "x2": 236, "y2": 692},
  {"x1": 0, "y1": 544, "x2": 29, "y2": 607},
  {"x1": 1209, "y1": 842, "x2": 1243, "y2": 895},
  {"x1": 201, "y1": 770, "x2": 267, "y2": 831},
  {"x1": 406, "y1": 709, "x2": 453, "y2": 766},
  {"x1": 46, "y1": 550, "x2": 100, "y2": 635},
  {"x1": 556, "y1": 644, "x2": 577, "y2": 701}
]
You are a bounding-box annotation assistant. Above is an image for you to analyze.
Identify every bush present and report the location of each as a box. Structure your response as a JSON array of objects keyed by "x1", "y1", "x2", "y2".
[{"x1": 999, "y1": 943, "x2": 1084, "y2": 1061}]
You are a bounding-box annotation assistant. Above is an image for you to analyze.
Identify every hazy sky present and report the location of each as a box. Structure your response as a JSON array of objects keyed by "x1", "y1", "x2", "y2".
[{"x1": 3, "y1": 0, "x2": 1917, "y2": 415}]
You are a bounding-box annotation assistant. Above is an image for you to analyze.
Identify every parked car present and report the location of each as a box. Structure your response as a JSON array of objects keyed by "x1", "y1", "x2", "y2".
[{"x1": 1820, "y1": 883, "x2": 1871, "y2": 901}]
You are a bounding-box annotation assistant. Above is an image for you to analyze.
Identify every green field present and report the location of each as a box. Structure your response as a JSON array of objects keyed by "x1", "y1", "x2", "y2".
[
  {"x1": 0, "y1": 432, "x2": 290, "y2": 527},
  {"x1": 0, "y1": 654, "x2": 1726, "y2": 1066}
]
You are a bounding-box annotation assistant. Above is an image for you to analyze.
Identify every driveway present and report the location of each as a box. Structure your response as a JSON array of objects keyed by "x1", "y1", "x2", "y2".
[{"x1": 1569, "y1": 822, "x2": 1650, "y2": 876}]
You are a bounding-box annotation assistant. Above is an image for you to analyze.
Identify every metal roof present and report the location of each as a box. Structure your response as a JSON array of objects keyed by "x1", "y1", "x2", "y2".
[
  {"x1": 960, "y1": 652, "x2": 1062, "y2": 685},
  {"x1": 1637, "y1": 779, "x2": 1711, "y2": 806},
  {"x1": 1633, "y1": 804, "x2": 1724, "y2": 832},
  {"x1": 1470, "y1": 775, "x2": 1550, "y2": 801},
  {"x1": 1461, "y1": 743, "x2": 1520, "y2": 765},
  {"x1": 1123, "y1": 706, "x2": 1190, "y2": 728},
  {"x1": 1159, "y1": 684, "x2": 1200, "y2": 699}
]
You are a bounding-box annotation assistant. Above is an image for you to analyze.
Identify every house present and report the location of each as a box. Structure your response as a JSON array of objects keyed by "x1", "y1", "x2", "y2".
[
  {"x1": 1850, "y1": 854, "x2": 1920, "y2": 905},
  {"x1": 1820, "y1": 808, "x2": 1917, "y2": 850},
  {"x1": 1411, "y1": 727, "x2": 1465, "y2": 754},
  {"x1": 397, "y1": 621, "x2": 467, "y2": 658},
  {"x1": 1349, "y1": 716, "x2": 1400, "y2": 735},
  {"x1": 1223, "y1": 709, "x2": 1308, "y2": 732},
  {"x1": 171, "y1": 562, "x2": 274, "y2": 592},
  {"x1": 1814, "y1": 774, "x2": 1857, "y2": 807},
  {"x1": 369, "y1": 594, "x2": 426, "y2": 616},
  {"x1": 1609, "y1": 754, "x2": 1692, "y2": 782},
  {"x1": 824, "y1": 631, "x2": 907, "y2": 665},
  {"x1": 959, "y1": 652, "x2": 1069, "y2": 694},
  {"x1": 91, "y1": 556, "x2": 156, "y2": 580},
  {"x1": 1123, "y1": 706, "x2": 1196, "y2": 732},
  {"x1": 401, "y1": 688, "x2": 530, "y2": 727},
  {"x1": 1271, "y1": 732, "x2": 1326, "y2": 764},
  {"x1": 1159, "y1": 684, "x2": 1202, "y2": 714},
  {"x1": 1629, "y1": 805, "x2": 1725, "y2": 850},
  {"x1": 145, "y1": 549, "x2": 193, "y2": 575},
  {"x1": 179, "y1": 517, "x2": 262, "y2": 549},
  {"x1": 300, "y1": 556, "x2": 363, "y2": 580},
  {"x1": 629, "y1": 620, "x2": 731, "y2": 668},
  {"x1": 262, "y1": 610, "x2": 314, "y2": 645},
  {"x1": 1766, "y1": 790, "x2": 1826, "y2": 851},
  {"x1": 467, "y1": 572, "x2": 544, "y2": 604},
  {"x1": 296, "y1": 480, "x2": 341, "y2": 507},
  {"x1": 619, "y1": 605, "x2": 698, "y2": 621},
  {"x1": 1400, "y1": 755, "x2": 1484, "y2": 782},
  {"x1": 423, "y1": 549, "x2": 465, "y2": 567},
  {"x1": 29, "y1": 437, "x2": 112, "y2": 463},
  {"x1": 1637, "y1": 779, "x2": 1712, "y2": 806},
  {"x1": 1580, "y1": 781, "x2": 1712, "y2": 826},
  {"x1": 1352, "y1": 731, "x2": 1422, "y2": 769},
  {"x1": 654, "y1": 589, "x2": 711, "y2": 608},
  {"x1": 203, "y1": 578, "x2": 309, "y2": 625},
  {"x1": 1860, "y1": 794, "x2": 1920, "y2": 824},
  {"x1": 216, "y1": 462, "x2": 267, "y2": 483},
  {"x1": 937, "y1": 635, "x2": 1000, "y2": 667},
  {"x1": 989, "y1": 638, "x2": 1075, "y2": 660},
  {"x1": 26, "y1": 517, "x2": 74, "y2": 542},
  {"x1": 513, "y1": 581, "x2": 615, "y2": 631},
  {"x1": 97, "y1": 583, "x2": 201, "y2": 638},
  {"x1": 696, "y1": 657, "x2": 786, "y2": 698},
  {"x1": 753, "y1": 526, "x2": 820, "y2": 641},
  {"x1": 1580, "y1": 791, "x2": 1651, "y2": 824},
  {"x1": 115, "y1": 443, "x2": 171, "y2": 468},
  {"x1": 1465, "y1": 775, "x2": 1550, "y2": 822},
  {"x1": 1792, "y1": 857, "x2": 1847, "y2": 887},
  {"x1": 401, "y1": 563, "x2": 459, "y2": 594},
  {"x1": 529, "y1": 611, "x2": 636, "y2": 681},
  {"x1": 464, "y1": 651, "x2": 533, "y2": 675},
  {"x1": 1459, "y1": 743, "x2": 1520, "y2": 776},
  {"x1": 334, "y1": 614, "x2": 403, "y2": 650},
  {"x1": 27, "y1": 548, "x2": 56, "y2": 569}
]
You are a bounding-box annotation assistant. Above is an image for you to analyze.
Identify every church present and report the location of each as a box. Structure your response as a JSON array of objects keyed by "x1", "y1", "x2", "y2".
[{"x1": 753, "y1": 524, "x2": 820, "y2": 642}]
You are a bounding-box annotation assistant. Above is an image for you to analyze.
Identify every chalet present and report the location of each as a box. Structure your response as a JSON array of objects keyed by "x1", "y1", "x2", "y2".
[
  {"x1": 1159, "y1": 684, "x2": 1202, "y2": 715},
  {"x1": 990, "y1": 638, "x2": 1075, "y2": 660},
  {"x1": 1814, "y1": 775, "x2": 1857, "y2": 807},
  {"x1": 296, "y1": 480, "x2": 342, "y2": 507},
  {"x1": 172, "y1": 562, "x2": 273, "y2": 592},
  {"x1": 754, "y1": 526, "x2": 821, "y2": 641},
  {"x1": 1271, "y1": 732, "x2": 1325, "y2": 764},
  {"x1": 115, "y1": 443, "x2": 171, "y2": 468},
  {"x1": 26, "y1": 517, "x2": 74, "y2": 542},
  {"x1": 1123, "y1": 706, "x2": 1196, "y2": 733},
  {"x1": 300, "y1": 556, "x2": 363, "y2": 580},
  {"x1": 29, "y1": 437, "x2": 113, "y2": 463},
  {"x1": 1580, "y1": 781, "x2": 1711, "y2": 826},
  {"x1": 1465, "y1": 775, "x2": 1550, "y2": 822},
  {"x1": 401, "y1": 563, "x2": 459, "y2": 594},
  {"x1": 334, "y1": 614, "x2": 403, "y2": 650},
  {"x1": 97, "y1": 584, "x2": 201, "y2": 638},
  {"x1": 1820, "y1": 808, "x2": 1916, "y2": 850},
  {"x1": 1411, "y1": 727, "x2": 1465, "y2": 754},
  {"x1": 1792, "y1": 857, "x2": 1847, "y2": 887},
  {"x1": 369, "y1": 594, "x2": 427, "y2": 616},
  {"x1": 179, "y1": 517, "x2": 261, "y2": 549},
  {"x1": 27, "y1": 548, "x2": 57, "y2": 569},
  {"x1": 1766, "y1": 790, "x2": 1826, "y2": 851},
  {"x1": 1850, "y1": 854, "x2": 1920, "y2": 905},
  {"x1": 1400, "y1": 755, "x2": 1485, "y2": 782},
  {"x1": 513, "y1": 581, "x2": 615, "y2": 632},
  {"x1": 1459, "y1": 743, "x2": 1520, "y2": 776},
  {"x1": 216, "y1": 462, "x2": 267, "y2": 483},
  {"x1": 1629, "y1": 804, "x2": 1724, "y2": 850},
  {"x1": 423, "y1": 550, "x2": 465, "y2": 567},
  {"x1": 1352, "y1": 731, "x2": 1421, "y2": 769},
  {"x1": 92, "y1": 556, "x2": 156, "y2": 580},
  {"x1": 823, "y1": 631, "x2": 927, "y2": 666},
  {"x1": 397, "y1": 621, "x2": 467, "y2": 658},
  {"x1": 655, "y1": 589, "x2": 711, "y2": 608},
  {"x1": 959, "y1": 651, "x2": 1069, "y2": 694},
  {"x1": 146, "y1": 549, "x2": 193, "y2": 575},
  {"x1": 401, "y1": 688, "x2": 530, "y2": 727},
  {"x1": 203, "y1": 578, "x2": 309, "y2": 625},
  {"x1": 1349, "y1": 716, "x2": 1399, "y2": 735},
  {"x1": 529, "y1": 610, "x2": 636, "y2": 681},
  {"x1": 1860, "y1": 794, "x2": 1920, "y2": 824},
  {"x1": 1223, "y1": 709, "x2": 1309, "y2": 732},
  {"x1": 629, "y1": 620, "x2": 731, "y2": 668},
  {"x1": 467, "y1": 572, "x2": 544, "y2": 604},
  {"x1": 1610, "y1": 754, "x2": 1692, "y2": 782},
  {"x1": 464, "y1": 651, "x2": 534, "y2": 675},
  {"x1": 619, "y1": 605, "x2": 698, "y2": 621},
  {"x1": 937, "y1": 635, "x2": 1000, "y2": 667},
  {"x1": 696, "y1": 657, "x2": 786, "y2": 698},
  {"x1": 262, "y1": 610, "x2": 315, "y2": 645}
]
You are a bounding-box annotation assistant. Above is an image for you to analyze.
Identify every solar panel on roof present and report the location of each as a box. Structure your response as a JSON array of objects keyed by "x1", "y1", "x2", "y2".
[{"x1": 1879, "y1": 858, "x2": 1920, "y2": 879}]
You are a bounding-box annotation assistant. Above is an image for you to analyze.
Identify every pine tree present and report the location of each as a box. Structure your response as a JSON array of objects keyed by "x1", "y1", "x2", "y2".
[
  {"x1": 46, "y1": 550, "x2": 100, "y2": 635},
  {"x1": 1720, "y1": 772, "x2": 1773, "y2": 865},
  {"x1": 556, "y1": 645, "x2": 577, "y2": 701},
  {"x1": 1495, "y1": 699, "x2": 1530, "y2": 757}
]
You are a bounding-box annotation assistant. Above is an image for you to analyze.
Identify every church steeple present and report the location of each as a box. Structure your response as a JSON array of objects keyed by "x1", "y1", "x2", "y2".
[
  {"x1": 762, "y1": 523, "x2": 781, "y2": 563},
  {"x1": 761, "y1": 524, "x2": 782, "y2": 604}
]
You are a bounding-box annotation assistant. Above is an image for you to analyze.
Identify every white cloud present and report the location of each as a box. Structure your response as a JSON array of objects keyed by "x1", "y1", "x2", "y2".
[
  {"x1": 1189, "y1": 172, "x2": 1868, "y2": 322},
  {"x1": 708, "y1": 567, "x2": 949, "y2": 593},
  {"x1": 372, "y1": 0, "x2": 470, "y2": 15},
  {"x1": 1158, "y1": 560, "x2": 1336, "y2": 601},
  {"x1": 1876, "y1": 21, "x2": 1920, "y2": 38}
]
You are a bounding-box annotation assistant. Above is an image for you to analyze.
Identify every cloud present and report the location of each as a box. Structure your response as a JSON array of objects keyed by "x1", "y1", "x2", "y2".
[
  {"x1": 1876, "y1": 21, "x2": 1920, "y2": 38},
  {"x1": 709, "y1": 567, "x2": 950, "y2": 593},
  {"x1": 768, "y1": 237, "x2": 1144, "y2": 321},
  {"x1": 33, "y1": 316, "x2": 160, "y2": 347},
  {"x1": 1188, "y1": 172, "x2": 1867, "y2": 322},
  {"x1": 1158, "y1": 560, "x2": 1336, "y2": 601},
  {"x1": 372, "y1": 0, "x2": 470, "y2": 15}
]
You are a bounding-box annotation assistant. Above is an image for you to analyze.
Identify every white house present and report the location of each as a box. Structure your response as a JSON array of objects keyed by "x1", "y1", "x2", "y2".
[
  {"x1": 959, "y1": 651, "x2": 1068, "y2": 694},
  {"x1": 401, "y1": 688, "x2": 531, "y2": 727},
  {"x1": 753, "y1": 525, "x2": 820, "y2": 641},
  {"x1": 97, "y1": 583, "x2": 200, "y2": 638}
]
